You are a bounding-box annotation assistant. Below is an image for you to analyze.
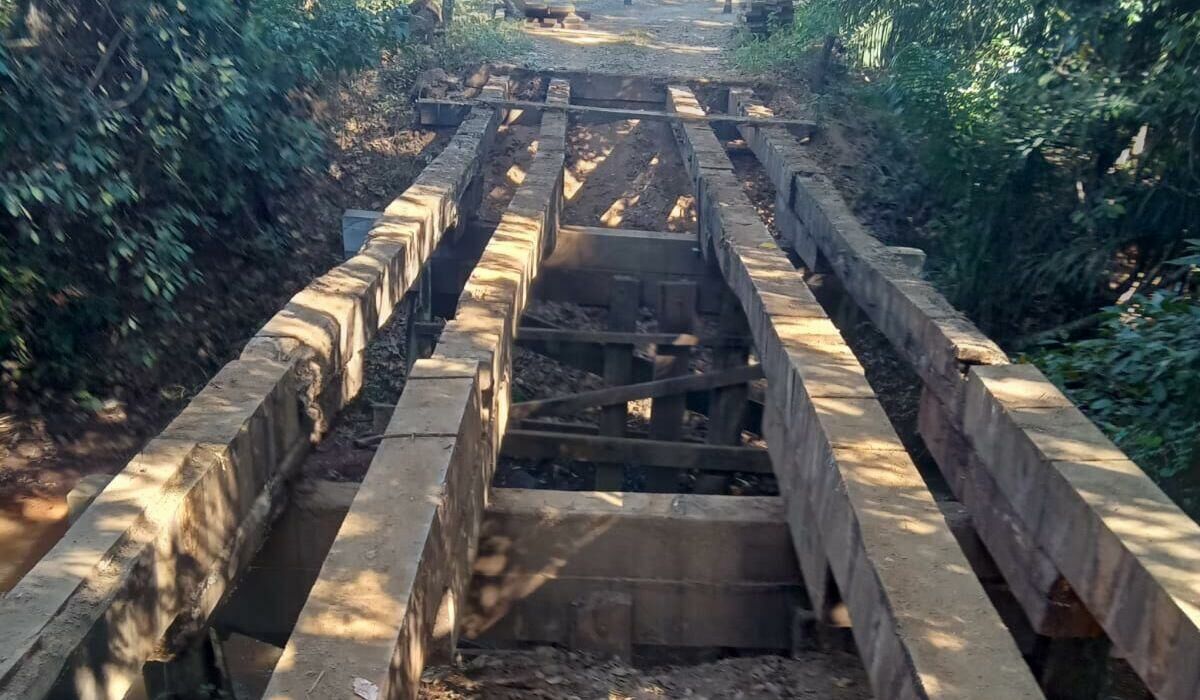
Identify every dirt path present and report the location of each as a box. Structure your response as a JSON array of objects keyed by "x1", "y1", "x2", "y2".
[{"x1": 519, "y1": 0, "x2": 741, "y2": 80}]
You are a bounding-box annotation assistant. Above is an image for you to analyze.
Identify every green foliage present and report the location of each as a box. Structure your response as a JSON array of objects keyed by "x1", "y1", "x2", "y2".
[
  {"x1": 735, "y1": 0, "x2": 1200, "y2": 338},
  {"x1": 437, "y1": 10, "x2": 530, "y2": 70},
  {"x1": 1034, "y1": 294, "x2": 1200, "y2": 509},
  {"x1": 0, "y1": 0, "x2": 405, "y2": 396}
]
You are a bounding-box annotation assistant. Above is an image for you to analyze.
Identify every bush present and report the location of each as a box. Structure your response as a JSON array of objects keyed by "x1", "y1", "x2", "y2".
[{"x1": 0, "y1": 0, "x2": 404, "y2": 398}]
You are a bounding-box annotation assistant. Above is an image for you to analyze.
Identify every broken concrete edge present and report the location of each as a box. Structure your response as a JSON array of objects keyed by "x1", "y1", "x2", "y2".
[
  {"x1": 242, "y1": 101, "x2": 503, "y2": 440},
  {"x1": 0, "y1": 84, "x2": 509, "y2": 700},
  {"x1": 728, "y1": 88, "x2": 1103, "y2": 640},
  {"x1": 671, "y1": 84, "x2": 1043, "y2": 700},
  {"x1": 727, "y1": 88, "x2": 1007, "y2": 411},
  {"x1": 261, "y1": 78, "x2": 571, "y2": 700},
  {"x1": 466, "y1": 488, "x2": 801, "y2": 651},
  {"x1": 964, "y1": 363, "x2": 1200, "y2": 700}
]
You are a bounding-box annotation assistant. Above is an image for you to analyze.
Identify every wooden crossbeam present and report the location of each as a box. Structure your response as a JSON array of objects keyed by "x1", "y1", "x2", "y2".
[
  {"x1": 509, "y1": 365, "x2": 763, "y2": 419},
  {"x1": 516, "y1": 327, "x2": 750, "y2": 347},
  {"x1": 417, "y1": 98, "x2": 818, "y2": 133},
  {"x1": 502, "y1": 430, "x2": 772, "y2": 473},
  {"x1": 465, "y1": 489, "x2": 800, "y2": 651}
]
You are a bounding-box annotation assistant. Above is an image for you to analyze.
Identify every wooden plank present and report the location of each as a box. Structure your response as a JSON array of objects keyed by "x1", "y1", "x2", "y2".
[
  {"x1": 0, "y1": 102, "x2": 504, "y2": 700},
  {"x1": 543, "y1": 225, "x2": 705, "y2": 276},
  {"x1": 463, "y1": 488, "x2": 801, "y2": 650},
  {"x1": 536, "y1": 266, "x2": 724, "y2": 313},
  {"x1": 516, "y1": 327, "x2": 750, "y2": 347},
  {"x1": 509, "y1": 365, "x2": 764, "y2": 419},
  {"x1": 418, "y1": 97, "x2": 819, "y2": 132},
  {"x1": 501, "y1": 430, "x2": 773, "y2": 473},
  {"x1": 964, "y1": 364, "x2": 1200, "y2": 700},
  {"x1": 262, "y1": 77, "x2": 572, "y2": 700},
  {"x1": 672, "y1": 84, "x2": 1042, "y2": 700},
  {"x1": 500, "y1": 68, "x2": 669, "y2": 102},
  {"x1": 726, "y1": 88, "x2": 1005, "y2": 414},
  {"x1": 650, "y1": 282, "x2": 696, "y2": 440},
  {"x1": 598, "y1": 275, "x2": 639, "y2": 489}
]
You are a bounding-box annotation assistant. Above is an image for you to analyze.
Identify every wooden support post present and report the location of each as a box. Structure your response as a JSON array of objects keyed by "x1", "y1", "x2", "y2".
[
  {"x1": 707, "y1": 291, "x2": 751, "y2": 446},
  {"x1": 405, "y1": 262, "x2": 434, "y2": 373},
  {"x1": 648, "y1": 281, "x2": 696, "y2": 492},
  {"x1": 698, "y1": 291, "x2": 750, "y2": 493},
  {"x1": 597, "y1": 276, "x2": 639, "y2": 490}
]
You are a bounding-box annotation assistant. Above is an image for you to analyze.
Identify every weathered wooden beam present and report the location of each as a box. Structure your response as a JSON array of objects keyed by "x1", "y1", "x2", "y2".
[
  {"x1": 672, "y1": 84, "x2": 1042, "y2": 699},
  {"x1": 727, "y1": 88, "x2": 1006, "y2": 412},
  {"x1": 597, "y1": 275, "x2": 639, "y2": 489},
  {"x1": 727, "y1": 88, "x2": 1102, "y2": 640},
  {"x1": 964, "y1": 364, "x2": 1200, "y2": 700},
  {"x1": 509, "y1": 364, "x2": 764, "y2": 419},
  {"x1": 262, "y1": 77, "x2": 572, "y2": 700},
  {"x1": 418, "y1": 97, "x2": 819, "y2": 133},
  {"x1": 918, "y1": 388, "x2": 1099, "y2": 637},
  {"x1": 516, "y1": 327, "x2": 750, "y2": 347},
  {"x1": 547, "y1": 225, "x2": 704, "y2": 274},
  {"x1": 501, "y1": 430, "x2": 772, "y2": 473},
  {"x1": 463, "y1": 488, "x2": 802, "y2": 650},
  {"x1": 0, "y1": 99, "x2": 505, "y2": 700}
]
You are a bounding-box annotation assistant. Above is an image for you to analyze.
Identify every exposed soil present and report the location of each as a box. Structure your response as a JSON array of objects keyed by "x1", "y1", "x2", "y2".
[
  {"x1": 753, "y1": 83, "x2": 929, "y2": 252},
  {"x1": 564, "y1": 118, "x2": 696, "y2": 232},
  {"x1": 421, "y1": 648, "x2": 872, "y2": 700}
]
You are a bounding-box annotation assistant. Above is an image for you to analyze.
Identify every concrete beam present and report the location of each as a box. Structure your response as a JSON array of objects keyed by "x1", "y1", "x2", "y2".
[
  {"x1": 918, "y1": 388, "x2": 1098, "y2": 636},
  {"x1": 243, "y1": 104, "x2": 501, "y2": 437},
  {"x1": 464, "y1": 488, "x2": 801, "y2": 650},
  {"x1": 261, "y1": 78, "x2": 572, "y2": 700},
  {"x1": 671, "y1": 85, "x2": 1042, "y2": 700}
]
